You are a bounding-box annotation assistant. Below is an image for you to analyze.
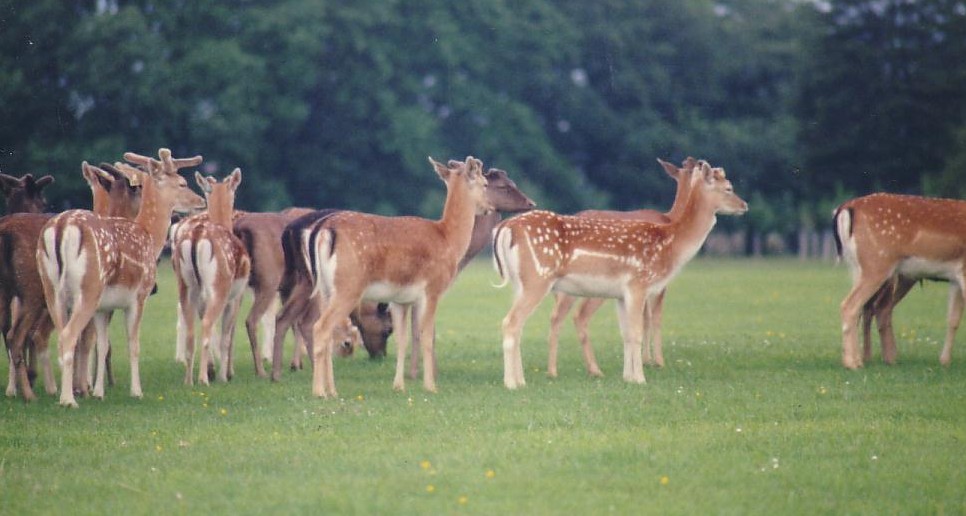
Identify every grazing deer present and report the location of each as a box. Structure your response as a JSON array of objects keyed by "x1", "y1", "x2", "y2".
[
  {"x1": 833, "y1": 193, "x2": 966, "y2": 369},
  {"x1": 546, "y1": 158, "x2": 697, "y2": 378},
  {"x1": 37, "y1": 149, "x2": 205, "y2": 407},
  {"x1": 173, "y1": 169, "x2": 251, "y2": 385},
  {"x1": 493, "y1": 160, "x2": 748, "y2": 389},
  {"x1": 404, "y1": 166, "x2": 536, "y2": 379},
  {"x1": 4, "y1": 163, "x2": 142, "y2": 400},
  {"x1": 304, "y1": 156, "x2": 492, "y2": 397},
  {"x1": 269, "y1": 209, "x2": 391, "y2": 381},
  {"x1": 1, "y1": 172, "x2": 54, "y2": 215}
]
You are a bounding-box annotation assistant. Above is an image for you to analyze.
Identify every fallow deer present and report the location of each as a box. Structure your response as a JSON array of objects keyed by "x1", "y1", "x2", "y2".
[
  {"x1": 403, "y1": 166, "x2": 536, "y2": 379},
  {"x1": 493, "y1": 160, "x2": 748, "y2": 388},
  {"x1": 304, "y1": 156, "x2": 492, "y2": 397},
  {"x1": 3, "y1": 163, "x2": 142, "y2": 400},
  {"x1": 1, "y1": 172, "x2": 54, "y2": 215},
  {"x1": 2, "y1": 171, "x2": 54, "y2": 399},
  {"x1": 173, "y1": 169, "x2": 251, "y2": 385},
  {"x1": 37, "y1": 149, "x2": 205, "y2": 407},
  {"x1": 833, "y1": 193, "x2": 966, "y2": 368},
  {"x1": 269, "y1": 209, "x2": 389, "y2": 381},
  {"x1": 546, "y1": 158, "x2": 697, "y2": 378}
]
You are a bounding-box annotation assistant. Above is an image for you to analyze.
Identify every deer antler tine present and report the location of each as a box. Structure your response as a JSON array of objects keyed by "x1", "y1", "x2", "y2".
[
  {"x1": 123, "y1": 152, "x2": 156, "y2": 166},
  {"x1": 170, "y1": 155, "x2": 204, "y2": 170},
  {"x1": 113, "y1": 162, "x2": 145, "y2": 186}
]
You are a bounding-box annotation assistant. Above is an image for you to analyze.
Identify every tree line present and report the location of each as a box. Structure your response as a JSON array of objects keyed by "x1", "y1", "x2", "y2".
[{"x1": 2, "y1": 0, "x2": 965, "y2": 255}]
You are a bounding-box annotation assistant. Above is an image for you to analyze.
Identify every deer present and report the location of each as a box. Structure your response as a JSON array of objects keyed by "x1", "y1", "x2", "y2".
[
  {"x1": 37, "y1": 148, "x2": 205, "y2": 407},
  {"x1": 493, "y1": 159, "x2": 748, "y2": 389},
  {"x1": 833, "y1": 193, "x2": 966, "y2": 369},
  {"x1": 1, "y1": 172, "x2": 54, "y2": 215},
  {"x1": 172, "y1": 169, "x2": 251, "y2": 385},
  {"x1": 269, "y1": 209, "x2": 392, "y2": 382},
  {"x1": 3, "y1": 163, "x2": 142, "y2": 401},
  {"x1": 402, "y1": 166, "x2": 536, "y2": 379},
  {"x1": 546, "y1": 158, "x2": 697, "y2": 378},
  {"x1": 2, "y1": 171, "x2": 54, "y2": 399},
  {"x1": 302, "y1": 156, "x2": 492, "y2": 397}
]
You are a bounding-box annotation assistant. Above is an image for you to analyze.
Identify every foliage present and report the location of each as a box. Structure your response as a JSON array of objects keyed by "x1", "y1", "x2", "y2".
[
  {"x1": 1, "y1": 1, "x2": 964, "y2": 236},
  {"x1": 2, "y1": 259, "x2": 966, "y2": 513}
]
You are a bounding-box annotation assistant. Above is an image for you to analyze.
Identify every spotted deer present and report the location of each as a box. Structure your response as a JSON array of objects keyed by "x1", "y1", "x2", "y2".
[
  {"x1": 546, "y1": 158, "x2": 697, "y2": 378},
  {"x1": 37, "y1": 149, "x2": 205, "y2": 407},
  {"x1": 833, "y1": 193, "x2": 966, "y2": 369},
  {"x1": 4, "y1": 163, "x2": 142, "y2": 401},
  {"x1": 493, "y1": 160, "x2": 747, "y2": 388},
  {"x1": 303, "y1": 156, "x2": 492, "y2": 397},
  {"x1": 173, "y1": 169, "x2": 251, "y2": 385}
]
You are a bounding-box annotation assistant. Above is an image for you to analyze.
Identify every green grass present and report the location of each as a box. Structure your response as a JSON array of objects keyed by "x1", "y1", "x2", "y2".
[{"x1": 3, "y1": 258, "x2": 966, "y2": 515}]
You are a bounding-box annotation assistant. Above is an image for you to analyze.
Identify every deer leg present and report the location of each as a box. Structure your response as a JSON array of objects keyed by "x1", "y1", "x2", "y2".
[
  {"x1": 201, "y1": 292, "x2": 229, "y2": 384},
  {"x1": 574, "y1": 297, "x2": 606, "y2": 377},
  {"x1": 57, "y1": 305, "x2": 97, "y2": 408},
  {"x1": 259, "y1": 298, "x2": 280, "y2": 364},
  {"x1": 91, "y1": 313, "x2": 111, "y2": 399},
  {"x1": 124, "y1": 303, "x2": 145, "y2": 399},
  {"x1": 416, "y1": 297, "x2": 440, "y2": 393},
  {"x1": 223, "y1": 293, "x2": 244, "y2": 381},
  {"x1": 9, "y1": 303, "x2": 44, "y2": 401},
  {"x1": 245, "y1": 287, "x2": 274, "y2": 378},
  {"x1": 840, "y1": 269, "x2": 893, "y2": 370},
  {"x1": 175, "y1": 300, "x2": 189, "y2": 365},
  {"x1": 547, "y1": 293, "x2": 574, "y2": 379},
  {"x1": 35, "y1": 318, "x2": 55, "y2": 396},
  {"x1": 940, "y1": 283, "x2": 964, "y2": 366},
  {"x1": 293, "y1": 294, "x2": 321, "y2": 370},
  {"x1": 75, "y1": 323, "x2": 96, "y2": 397},
  {"x1": 271, "y1": 291, "x2": 303, "y2": 381},
  {"x1": 391, "y1": 303, "x2": 411, "y2": 391},
  {"x1": 616, "y1": 293, "x2": 646, "y2": 384},
  {"x1": 311, "y1": 290, "x2": 359, "y2": 398},
  {"x1": 403, "y1": 305, "x2": 419, "y2": 380},
  {"x1": 877, "y1": 276, "x2": 915, "y2": 365},
  {"x1": 501, "y1": 282, "x2": 551, "y2": 389},
  {"x1": 650, "y1": 289, "x2": 667, "y2": 368}
]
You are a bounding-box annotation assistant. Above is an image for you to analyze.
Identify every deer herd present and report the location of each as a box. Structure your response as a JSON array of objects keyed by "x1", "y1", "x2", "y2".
[{"x1": 0, "y1": 148, "x2": 964, "y2": 407}]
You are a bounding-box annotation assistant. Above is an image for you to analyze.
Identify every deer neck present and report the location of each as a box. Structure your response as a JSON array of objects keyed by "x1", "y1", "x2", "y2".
[
  {"x1": 438, "y1": 180, "x2": 478, "y2": 260},
  {"x1": 133, "y1": 179, "x2": 175, "y2": 258},
  {"x1": 207, "y1": 192, "x2": 233, "y2": 228},
  {"x1": 663, "y1": 175, "x2": 693, "y2": 221},
  {"x1": 665, "y1": 188, "x2": 718, "y2": 262}
]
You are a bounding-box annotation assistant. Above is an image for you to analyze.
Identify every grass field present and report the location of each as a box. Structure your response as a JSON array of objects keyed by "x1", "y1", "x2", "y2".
[{"x1": 3, "y1": 258, "x2": 965, "y2": 514}]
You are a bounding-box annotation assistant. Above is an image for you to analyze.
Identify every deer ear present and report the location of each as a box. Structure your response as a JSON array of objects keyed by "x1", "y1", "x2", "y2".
[
  {"x1": 34, "y1": 175, "x2": 54, "y2": 190},
  {"x1": 429, "y1": 157, "x2": 451, "y2": 180},
  {"x1": 227, "y1": 168, "x2": 242, "y2": 191},
  {"x1": 464, "y1": 156, "x2": 482, "y2": 179},
  {"x1": 657, "y1": 158, "x2": 678, "y2": 179},
  {"x1": 194, "y1": 171, "x2": 212, "y2": 193},
  {"x1": 0, "y1": 173, "x2": 18, "y2": 194},
  {"x1": 82, "y1": 162, "x2": 113, "y2": 191}
]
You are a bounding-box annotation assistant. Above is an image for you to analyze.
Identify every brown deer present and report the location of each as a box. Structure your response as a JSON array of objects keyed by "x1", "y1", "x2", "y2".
[
  {"x1": 546, "y1": 158, "x2": 697, "y2": 378},
  {"x1": 493, "y1": 160, "x2": 747, "y2": 388},
  {"x1": 173, "y1": 169, "x2": 251, "y2": 385},
  {"x1": 37, "y1": 149, "x2": 205, "y2": 407},
  {"x1": 1, "y1": 172, "x2": 54, "y2": 215},
  {"x1": 304, "y1": 156, "x2": 492, "y2": 397},
  {"x1": 3, "y1": 163, "x2": 142, "y2": 400},
  {"x1": 269, "y1": 209, "x2": 392, "y2": 381},
  {"x1": 833, "y1": 193, "x2": 966, "y2": 369},
  {"x1": 2, "y1": 171, "x2": 54, "y2": 398},
  {"x1": 403, "y1": 166, "x2": 536, "y2": 379}
]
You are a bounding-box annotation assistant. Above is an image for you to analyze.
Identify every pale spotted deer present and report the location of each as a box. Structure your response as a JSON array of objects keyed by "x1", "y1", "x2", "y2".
[
  {"x1": 493, "y1": 160, "x2": 747, "y2": 388},
  {"x1": 37, "y1": 149, "x2": 205, "y2": 407},
  {"x1": 304, "y1": 156, "x2": 492, "y2": 397},
  {"x1": 834, "y1": 193, "x2": 966, "y2": 368},
  {"x1": 173, "y1": 169, "x2": 251, "y2": 385},
  {"x1": 4, "y1": 163, "x2": 142, "y2": 400},
  {"x1": 546, "y1": 158, "x2": 697, "y2": 378}
]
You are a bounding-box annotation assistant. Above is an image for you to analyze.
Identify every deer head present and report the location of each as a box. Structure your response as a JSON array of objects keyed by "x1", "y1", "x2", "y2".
[
  {"x1": 1, "y1": 172, "x2": 55, "y2": 214},
  {"x1": 195, "y1": 168, "x2": 242, "y2": 227}
]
